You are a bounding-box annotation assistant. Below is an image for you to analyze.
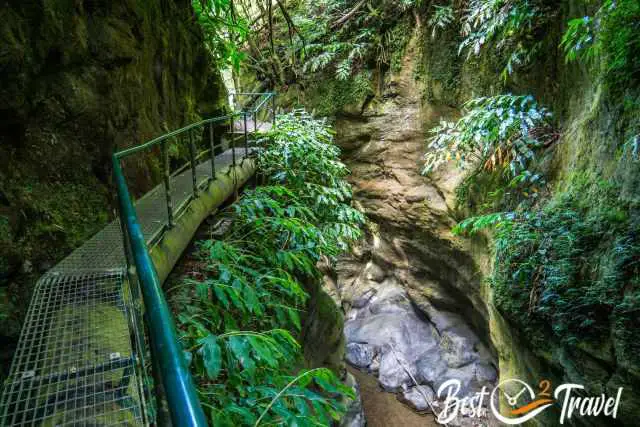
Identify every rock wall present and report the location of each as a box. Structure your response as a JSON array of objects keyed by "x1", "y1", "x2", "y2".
[
  {"x1": 0, "y1": 0, "x2": 226, "y2": 375},
  {"x1": 322, "y1": 4, "x2": 639, "y2": 424},
  {"x1": 323, "y1": 28, "x2": 499, "y2": 426},
  {"x1": 418, "y1": 2, "x2": 640, "y2": 424}
]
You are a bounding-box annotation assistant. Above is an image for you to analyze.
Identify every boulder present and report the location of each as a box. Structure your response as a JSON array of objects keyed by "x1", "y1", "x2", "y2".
[
  {"x1": 346, "y1": 343, "x2": 377, "y2": 369},
  {"x1": 397, "y1": 385, "x2": 436, "y2": 413},
  {"x1": 352, "y1": 288, "x2": 376, "y2": 308},
  {"x1": 342, "y1": 282, "x2": 498, "y2": 416},
  {"x1": 378, "y1": 349, "x2": 411, "y2": 391},
  {"x1": 364, "y1": 262, "x2": 386, "y2": 282}
]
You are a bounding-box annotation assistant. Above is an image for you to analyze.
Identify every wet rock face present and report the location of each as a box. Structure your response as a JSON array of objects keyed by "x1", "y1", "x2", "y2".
[
  {"x1": 344, "y1": 280, "x2": 497, "y2": 400},
  {"x1": 329, "y1": 31, "x2": 498, "y2": 425},
  {"x1": 331, "y1": 40, "x2": 492, "y2": 345},
  {"x1": 0, "y1": 0, "x2": 226, "y2": 379}
]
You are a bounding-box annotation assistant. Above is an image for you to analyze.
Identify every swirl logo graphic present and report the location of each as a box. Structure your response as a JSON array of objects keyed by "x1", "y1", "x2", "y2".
[{"x1": 490, "y1": 379, "x2": 554, "y2": 425}]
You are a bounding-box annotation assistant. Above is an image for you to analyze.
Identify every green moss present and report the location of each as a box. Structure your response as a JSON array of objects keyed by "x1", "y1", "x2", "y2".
[
  {"x1": 307, "y1": 72, "x2": 374, "y2": 117},
  {"x1": 491, "y1": 175, "x2": 639, "y2": 354},
  {"x1": 302, "y1": 285, "x2": 345, "y2": 374},
  {"x1": 0, "y1": 215, "x2": 11, "y2": 243},
  {"x1": 19, "y1": 181, "x2": 109, "y2": 263},
  {"x1": 420, "y1": 26, "x2": 463, "y2": 105},
  {"x1": 388, "y1": 22, "x2": 413, "y2": 73},
  {"x1": 0, "y1": 0, "x2": 227, "y2": 356}
]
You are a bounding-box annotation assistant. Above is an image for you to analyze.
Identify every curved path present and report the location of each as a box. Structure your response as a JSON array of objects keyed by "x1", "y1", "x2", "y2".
[{"x1": 0, "y1": 142, "x2": 258, "y2": 426}]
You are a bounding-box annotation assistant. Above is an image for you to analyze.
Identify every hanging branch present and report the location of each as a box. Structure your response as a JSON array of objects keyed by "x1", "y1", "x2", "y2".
[
  {"x1": 266, "y1": 0, "x2": 285, "y2": 84},
  {"x1": 275, "y1": 0, "x2": 307, "y2": 56},
  {"x1": 331, "y1": 0, "x2": 367, "y2": 28},
  {"x1": 258, "y1": 0, "x2": 285, "y2": 85},
  {"x1": 267, "y1": 0, "x2": 276, "y2": 58}
]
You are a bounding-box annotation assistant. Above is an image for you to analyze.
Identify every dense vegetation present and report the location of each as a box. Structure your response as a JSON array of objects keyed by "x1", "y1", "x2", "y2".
[
  {"x1": 193, "y1": 0, "x2": 421, "y2": 115},
  {"x1": 188, "y1": 0, "x2": 640, "y2": 421},
  {"x1": 487, "y1": 177, "x2": 637, "y2": 355},
  {"x1": 3, "y1": 0, "x2": 639, "y2": 423},
  {"x1": 195, "y1": 1, "x2": 635, "y2": 421},
  {"x1": 561, "y1": 0, "x2": 640, "y2": 91},
  {"x1": 423, "y1": 0, "x2": 640, "y2": 367},
  {"x1": 170, "y1": 112, "x2": 364, "y2": 425},
  {"x1": 424, "y1": 94, "x2": 553, "y2": 209}
]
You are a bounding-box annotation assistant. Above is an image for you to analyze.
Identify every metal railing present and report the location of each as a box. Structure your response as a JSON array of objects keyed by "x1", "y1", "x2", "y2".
[{"x1": 112, "y1": 92, "x2": 276, "y2": 426}]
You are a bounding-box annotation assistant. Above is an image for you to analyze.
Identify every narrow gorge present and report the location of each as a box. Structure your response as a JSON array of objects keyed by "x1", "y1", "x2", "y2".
[
  {"x1": 325, "y1": 32, "x2": 498, "y2": 426},
  {"x1": 1, "y1": 0, "x2": 639, "y2": 426}
]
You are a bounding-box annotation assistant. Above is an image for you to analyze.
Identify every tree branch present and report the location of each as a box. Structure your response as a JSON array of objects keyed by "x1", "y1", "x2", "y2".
[{"x1": 331, "y1": 0, "x2": 366, "y2": 29}]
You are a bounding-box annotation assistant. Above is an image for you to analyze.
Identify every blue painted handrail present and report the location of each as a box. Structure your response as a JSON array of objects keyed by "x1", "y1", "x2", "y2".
[{"x1": 113, "y1": 158, "x2": 207, "y2": 426}]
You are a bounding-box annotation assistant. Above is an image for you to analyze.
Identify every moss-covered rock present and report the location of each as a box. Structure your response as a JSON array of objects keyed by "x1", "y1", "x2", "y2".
[
  {"x1": 302, "y1": 279, "x2": 347, "y2": 375},
  {"x1": 0, "y1": 0, "x2": 227, "y2": 376}
]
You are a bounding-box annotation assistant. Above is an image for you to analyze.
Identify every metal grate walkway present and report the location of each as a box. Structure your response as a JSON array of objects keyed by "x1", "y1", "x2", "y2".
[
  {"x1": 0, "y1": 270, "x2": 145, "y2": 426},
  {"x1": 50, "y1": 148, "x2": 250, "y2": 274},
  {"x1": 0, "y1": 145, "x2": 254, "y2": 426}
]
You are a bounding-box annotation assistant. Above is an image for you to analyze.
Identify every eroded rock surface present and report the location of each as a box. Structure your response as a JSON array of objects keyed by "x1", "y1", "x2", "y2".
[
  {"x1": 328, "y1": 30, "x2": 498, "y2": 426},
  {"x1": 343, "y1": 279, "x2": 496, "y2": 424}
]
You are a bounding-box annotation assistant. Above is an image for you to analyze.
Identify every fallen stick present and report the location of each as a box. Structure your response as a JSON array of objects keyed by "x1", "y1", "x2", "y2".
[{"x1": 388, "y1": 345, "x2": 448, "y2": 427}]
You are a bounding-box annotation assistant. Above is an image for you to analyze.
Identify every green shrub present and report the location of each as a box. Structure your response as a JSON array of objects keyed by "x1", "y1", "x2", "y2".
[
  {"x1": 457, "y1": 0, "x2": 550, "y2": 79},
  {"x1": 311, "y1": 72, "x2": 374, "y2": 116},
  {"x1": 423, "y1": 94, "x2": 553, "y2": 190},
  {"x1": 173, "y1": 111, "x2": 363, "y2": 426},
  {"x1": 192, "y1": 0, "x2": 248, "y2": 69},
  {"x1": 487, "y1": 178, "x2": 639, "y2": 351},
  {"x1": 561, "y1": 0, "x2": 640, "y2": 90},
  {"x1": 428, "y1": 4, "x2": 454, "y2": 39},
  {"x1": 300, "y1": 1, "x2": 415, "y2": 81}
]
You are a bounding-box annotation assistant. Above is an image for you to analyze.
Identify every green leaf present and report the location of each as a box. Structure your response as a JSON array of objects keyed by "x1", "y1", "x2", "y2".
[{"x1": 199, "y1": 335, "x2": 222, "y2": 380}]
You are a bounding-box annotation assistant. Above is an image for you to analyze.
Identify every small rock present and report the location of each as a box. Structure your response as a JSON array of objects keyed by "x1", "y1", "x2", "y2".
[
  {"x1": 369, "y1": 353, "x2": 381, "y2": 373},
  {"x1": 378, "y1": 350, "x2": 411, "y2": 391},
  {"x1": 432, "y1": 364, "x2": 476, "y2": 397},
  {"x1": 365, "y1": 262, "x2": 385, "y2": 282},
  {"x1": 440, "y1": 332, "x2": 479, "y2": 368},
  {"x1": 352, "y1": 288, "x2": 377, "y2": 308},
  {"x1": 415, "y1": 351, "x2": 448, "y2": 386},
  {"x1": 475, "y1": 362, "x2": 498, "y2": 384},
  {"x1": 345, "y1": 307, "x2": 359, "y2": 321},
  {"x1": 340, "y1": 373, "x2": 366, "y2": 427},
  {"x1": 367, "y1": 284, "x2": 411, "y2": 314},
  {"x1": 210, "y1": 218, "x2": 233, "y2": 237},
  {"x1": 398, "y1": 385, "x2": 436, "y2": 412},
  {"x1": 346, "y1": 343, "x2": 376, "y2": 369}
]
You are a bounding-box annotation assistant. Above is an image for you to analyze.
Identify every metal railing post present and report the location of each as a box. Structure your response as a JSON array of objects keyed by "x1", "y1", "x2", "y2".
[
  {"x1": 209, "y1": 123, "x2": 216, "y2": 180},
  {"x1": 243, "y1": 112, "x2": 249, "y2": 161},
  {"x1": 230, "y1": 118, "x2": 236, "y2": 169},
  {"x1": 105, "y1": 92, "x2": 275, "y2": 427},
  {"x1": 253, "y1": 110, "x2": 258, "y2": 133},
  {"x1": 188, "y1": 131, "x2": 198, "y2": 196},
  {"x1": 112, "y1": 157, "x2": 207, "y2": 427},
  {"x1": 271, "y1": 93, "x2": 276, "y2": 127},
  {"x1": 162, "y1": 140, "x2": 174, "y2": 228},
  {"x1": 116, "y1": 205, "x2": 134, "y2": 277}
]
